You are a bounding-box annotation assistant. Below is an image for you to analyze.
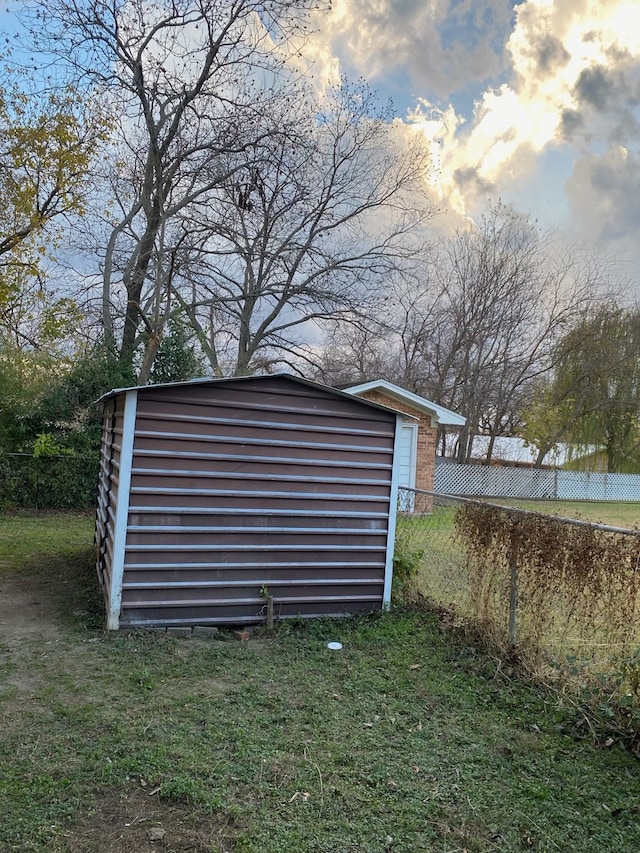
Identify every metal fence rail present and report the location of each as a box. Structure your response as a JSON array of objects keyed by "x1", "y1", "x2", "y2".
[
  {"x1": 395, "y1": 487, "x2": 640, "y2": 671},
  {"x1": 435, "y1": 459, "x2": 640, "y2": 501}
]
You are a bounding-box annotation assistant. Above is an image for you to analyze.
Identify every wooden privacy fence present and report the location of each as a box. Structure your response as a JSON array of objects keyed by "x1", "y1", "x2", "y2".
[{"x1": 435, "y1": 459, "x2": 640, "y2": 501}]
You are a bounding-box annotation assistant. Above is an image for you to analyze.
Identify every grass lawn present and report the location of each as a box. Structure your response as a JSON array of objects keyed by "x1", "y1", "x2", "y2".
[
  {"x1": 1, "y1": 512, "x2": 640, "y2": 852},
  {"x1": 0, "y1": 511, "x2": 95, "y2": 573},
  {"x1": 490, "y1": 499, "x2": 640, "y2": 529}
]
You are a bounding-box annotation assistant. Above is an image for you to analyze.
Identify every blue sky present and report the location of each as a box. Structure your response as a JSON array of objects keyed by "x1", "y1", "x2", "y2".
[
  {"x1": 1, "y1": 0, "x2": 639, "y2": 283},
  {"x1": 304, "y1": 0, "x2": 640, "y2": 281}
]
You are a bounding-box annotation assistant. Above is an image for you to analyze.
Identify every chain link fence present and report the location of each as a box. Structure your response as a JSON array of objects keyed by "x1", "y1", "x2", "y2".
[{"x1": 395, "y1": 487, "x2": 640, "y2": 673}]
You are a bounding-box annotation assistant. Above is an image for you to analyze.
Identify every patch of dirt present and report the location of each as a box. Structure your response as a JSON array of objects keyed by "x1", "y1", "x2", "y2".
[
  {"x1": 0, "y1": 575, "x2": 63, "y2": 645},
  {"x1": 60, "y1": 787, "x2": 238, "y2": 853},
  {"x1": 0, "y1": 574, "x2": 66, "y2": 696},
  {"x1": 0, "y1": 573, "x2": 244, "y2": 852}
]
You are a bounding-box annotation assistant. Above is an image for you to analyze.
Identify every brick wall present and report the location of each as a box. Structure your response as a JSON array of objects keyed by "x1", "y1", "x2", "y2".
[{"x1": 354, "y1": 389, "x2": 437, "y2": 512}]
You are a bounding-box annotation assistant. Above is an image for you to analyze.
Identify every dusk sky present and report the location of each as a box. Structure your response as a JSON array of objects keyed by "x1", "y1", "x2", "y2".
[
  {"x1": 2, "y1": 0, "x2": 639, "y2": 284},
  {"x1": 304, "y1": 0, "x2": 640, "y2": 282}
]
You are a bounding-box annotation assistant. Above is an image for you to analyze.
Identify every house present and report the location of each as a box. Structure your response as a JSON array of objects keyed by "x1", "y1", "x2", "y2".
[
  {"x1": 94, "y1": 374, "x2": 406, "y2": 630},
  {"x1": 344, "y1": 379, "x2": 466, "y2": 510}
]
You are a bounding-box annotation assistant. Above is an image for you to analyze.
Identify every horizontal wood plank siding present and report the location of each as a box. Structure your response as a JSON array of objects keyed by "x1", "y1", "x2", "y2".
[{"x1": 118, "y1": 376, "x2": 396, "y2": 627}]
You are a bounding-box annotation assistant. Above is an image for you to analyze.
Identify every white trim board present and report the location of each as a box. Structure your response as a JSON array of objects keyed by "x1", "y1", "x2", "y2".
[
  {"x1": 345, "y1": 379, "x2": 466, "y2": 426},
  {"x1": 106, "y1": 389, "x2": 138, "y2": 630},
  {"x1": 383, "y1": 413, "x2": 404, "y2": 610}
]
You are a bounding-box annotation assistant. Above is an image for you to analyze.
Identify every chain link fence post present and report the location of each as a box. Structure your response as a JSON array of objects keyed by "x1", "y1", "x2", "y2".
[{"x1": 507, "y1": 517, "x2": 519, "y2": 648}]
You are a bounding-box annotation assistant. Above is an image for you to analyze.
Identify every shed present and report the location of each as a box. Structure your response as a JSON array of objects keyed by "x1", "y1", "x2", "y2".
[
  {"x1": 344, "y1": 379, "x2": 466, "y2": 510},
  {"x1": 94, "y1": 374, "x2": 406, "y2": 630}
]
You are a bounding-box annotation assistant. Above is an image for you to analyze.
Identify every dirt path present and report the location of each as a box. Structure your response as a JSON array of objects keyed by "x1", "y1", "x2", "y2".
[
  {"x1": 0, "y1": 573, "x2": 233, "y2": 853},
  {"x1": 0, "y1": 575, "x2": 62, "y2": 646}
]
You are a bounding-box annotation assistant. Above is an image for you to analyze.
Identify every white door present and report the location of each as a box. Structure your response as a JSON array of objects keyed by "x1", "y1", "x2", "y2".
[{"x1": 397, "y1": 422, "x2": 418, "y2": 510}]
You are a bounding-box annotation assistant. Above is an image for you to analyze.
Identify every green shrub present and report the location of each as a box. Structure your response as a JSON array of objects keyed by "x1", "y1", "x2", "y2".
[
  {"x1": 0, "y1": 451, "x2": 99, "y2": 510},
  {"x1": 392, "y1": 541, "x2": 424, "y2": 598}
]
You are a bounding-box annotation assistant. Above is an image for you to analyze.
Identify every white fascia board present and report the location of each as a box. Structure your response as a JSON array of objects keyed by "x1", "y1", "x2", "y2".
[
  {"x1": 107, "y1": 388, "x2": 138, "y2": 630},
  {"x1": 344, "y1": 379, "x2": 466, "y2": 426},
  {"x1": 383, "y1": 413, "x2": 404, "y2": 610}
]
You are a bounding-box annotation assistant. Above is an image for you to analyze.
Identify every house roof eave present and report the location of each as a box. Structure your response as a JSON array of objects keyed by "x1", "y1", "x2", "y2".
[{"x1": 343, "y1": 379, "x2": 466, "y2": 426}]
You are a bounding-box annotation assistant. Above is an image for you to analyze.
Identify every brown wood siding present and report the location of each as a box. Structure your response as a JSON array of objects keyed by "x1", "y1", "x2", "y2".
[{"x1": 118, "y1": 376, "x2": 396, "y2": 627}]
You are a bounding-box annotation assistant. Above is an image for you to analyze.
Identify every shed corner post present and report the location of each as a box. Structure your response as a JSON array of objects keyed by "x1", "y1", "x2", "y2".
[
  {"x1": 383, "y1": 413, "x2": 404, "y2": 611},
  {"x1": 106, "y1": 389, "x2": 138, "y2": 631}
]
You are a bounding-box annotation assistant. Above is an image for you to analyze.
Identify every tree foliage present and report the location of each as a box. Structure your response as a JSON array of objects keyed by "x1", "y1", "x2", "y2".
[
  {"x1": 148, "y1": 318, "x2": 206, "y2": 385},
  {"x1": 522, "y1": 307, "x2": 640, "y2": 471},
  {"x1": 0, "y1": 346, "x2": 61, "y2": 450},
  {"x1": 0, "y1": 61, "x2": 103, "y2": 314},
  {"x1": 28, "y1": 344, "x2": 135, "y2": 452}
]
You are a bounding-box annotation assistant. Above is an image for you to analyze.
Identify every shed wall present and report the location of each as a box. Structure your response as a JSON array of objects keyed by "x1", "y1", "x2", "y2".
[
  {"x1": 115, "y1": 377, "x2": 397, "y2": 627},
  {"x1": 95, "y1": 394, "x2": 127, "y2": 605}
]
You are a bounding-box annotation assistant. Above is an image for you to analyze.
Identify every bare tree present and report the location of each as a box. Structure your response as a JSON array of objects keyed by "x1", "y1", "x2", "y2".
[
  {"x1": 312, "y1": 205, "x2": 613, "y2": 461},
  {"x1": 24, "y1": 0, "x2": 327, "y2": 379},
  {"x1": 168, "y1": 81, "x2": 436, "y2": 376},
  {"x1": 407, "y1": 207, "x2": 609, "y2": 461}
]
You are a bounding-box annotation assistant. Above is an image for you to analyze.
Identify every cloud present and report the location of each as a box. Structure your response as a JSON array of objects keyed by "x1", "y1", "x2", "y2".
[
  {"x1": 560, "y1": 108, "x2": 584, "y2": 140},
  {"x1": 535, "y1": 34, "x2": 572, "y2": 73},
  {"x1": 305, "y1": 0, "x2": 515, "y2": 100},
  {"x1": 569, "y1": 62, "x2": 640, "y2": 146},
  {"x1": 303, "y1": 0, "x2": 640, "y2": 271},
  {"x1": 565, "y1": 146, "x2": 640, "y2": 264},
  {"x1": 453, "y1": 166, "x2": 496, "y2": 195},
  {"x1": 575, "y1": 65, "x2": 618, "y2": 110},
  {"x1": 400, "y1": 0, "x2": 640, "y2": 235}
]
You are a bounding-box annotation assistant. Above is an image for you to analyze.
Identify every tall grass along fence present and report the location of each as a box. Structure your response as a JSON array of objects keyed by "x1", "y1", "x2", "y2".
[
  {"x1": 435, "y1": 458, "x2": 640, "y2": 501},
  {"x1": 0, "y1": 452, "x2": 99, "y2": 510},
  {"x1": 395, "y1": 488, "x2": 640, "y2": 686}
]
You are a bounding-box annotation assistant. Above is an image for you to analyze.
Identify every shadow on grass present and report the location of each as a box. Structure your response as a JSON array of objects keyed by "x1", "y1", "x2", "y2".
[{"x1": 24, "y1": 547, "x2": 105, "y2": 633}]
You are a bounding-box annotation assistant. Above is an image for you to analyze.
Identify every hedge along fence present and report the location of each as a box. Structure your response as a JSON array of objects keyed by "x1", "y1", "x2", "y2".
[
  {"x1": 0, "y1": 452, "x2": 99, "y2": 510},
  {"x1": 456, "y1": 501, "x2": 640, "y2": 662},
  {"x1": 396, "y1": 489, "x2": 640, "y2": 748},
  {"x1": 396, "y1": 489, "x2": 640, "y2": 670}
]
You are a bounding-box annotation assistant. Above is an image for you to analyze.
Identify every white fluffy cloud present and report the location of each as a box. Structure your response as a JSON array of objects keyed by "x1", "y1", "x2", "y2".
[
  {"x1": 305, "y1": 0, "x2": 514, "y2": 98},
  {"x1": 307, "y1": 0, "x2": 640, "y2": 267}
]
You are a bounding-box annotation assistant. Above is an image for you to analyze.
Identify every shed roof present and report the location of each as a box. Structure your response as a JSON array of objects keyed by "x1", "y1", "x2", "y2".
[
  {"x1": 343, "y1": 379, "x2": 466, "y2": 426},
  {"x1": 96, "y1": 372, "x2": 414, "y2": 419}
]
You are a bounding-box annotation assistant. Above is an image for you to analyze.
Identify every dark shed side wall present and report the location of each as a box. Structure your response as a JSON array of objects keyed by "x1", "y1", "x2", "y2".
[
  {"x1": 110, "y1": 376, "x2": 397, "y2": 628},
  {"x1": 95, "y1": 393, "x2": 128, "y2": 610}
]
